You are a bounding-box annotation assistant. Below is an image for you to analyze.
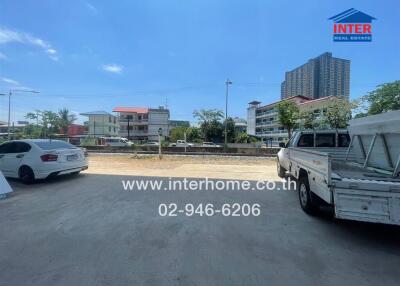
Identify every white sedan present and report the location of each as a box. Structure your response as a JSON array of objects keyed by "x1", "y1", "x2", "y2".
[{"x1": 0, "y1": 139, "x2": 88, "y2": 184}]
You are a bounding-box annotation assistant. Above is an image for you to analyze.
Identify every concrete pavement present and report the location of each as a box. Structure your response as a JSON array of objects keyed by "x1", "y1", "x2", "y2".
[{"x1": 1, "y1": 173, "x2": 400, "y2": 286}]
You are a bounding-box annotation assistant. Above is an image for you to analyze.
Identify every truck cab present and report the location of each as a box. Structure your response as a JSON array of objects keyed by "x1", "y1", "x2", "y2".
[{"x1": 277, "y1": 130, "x2": 350, "y2": 177}]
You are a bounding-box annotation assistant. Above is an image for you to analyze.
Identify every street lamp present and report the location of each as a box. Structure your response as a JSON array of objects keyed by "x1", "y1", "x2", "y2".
[
  {"x1": 0, "y1": 93, "x2": 5, "y2": 126},
  {"x1": 8, "y1": 89, "x2": 40, "y2": 140},
  {"x1": 224, "y1": 79, "x2": 233, "y2": 146}
]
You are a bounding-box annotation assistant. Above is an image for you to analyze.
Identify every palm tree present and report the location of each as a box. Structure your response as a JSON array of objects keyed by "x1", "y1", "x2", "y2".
[{"x1": 58, "y1": 108, "x2": 77, "y2": 135}]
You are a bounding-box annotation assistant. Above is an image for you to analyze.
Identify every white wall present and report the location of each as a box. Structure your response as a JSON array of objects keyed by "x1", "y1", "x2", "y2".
[{"x1": 247, "y1": 106, "x2": 256, "y2": 135}]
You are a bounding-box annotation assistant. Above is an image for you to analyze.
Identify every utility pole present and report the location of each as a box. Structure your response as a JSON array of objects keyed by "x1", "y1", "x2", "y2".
[
  {"x1": 7, "y1": 89, "x2": 40, "y2": 140},
  {"x1": 7, "y1": 91, "x2": 11, "y2": 140},
  {"x1": 184, "y1": 131, "x2": 187, "y2": 153},
  {"x1": 158, "y1": 128, "x2": 163, "y2": 159},
  {"x1": 224, "y1": 79, "x2": 233, "y2": 146},
  {"x1": 127, "y1": 118, "x2": 130, "y2": 140}
]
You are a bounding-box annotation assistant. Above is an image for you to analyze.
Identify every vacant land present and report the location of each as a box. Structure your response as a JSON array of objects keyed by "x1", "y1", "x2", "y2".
[
  {"x1": 86, "y1": 154, "x2": 279, "y2": 181},
  {"x1": 3, "y1": 174, "x2": 400, "y2": 286}
]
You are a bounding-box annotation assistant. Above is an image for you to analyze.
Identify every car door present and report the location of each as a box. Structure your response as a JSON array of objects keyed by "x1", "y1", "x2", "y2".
[
  {"x1": 280, "y1": 135, "x2": 297, "y2": 170},
  {"x1": 0, "y1": 142, "x2": 30, "y2": 177},
  {"x1": 0, "y1": 142, "x2": 12, "y2": 175}
]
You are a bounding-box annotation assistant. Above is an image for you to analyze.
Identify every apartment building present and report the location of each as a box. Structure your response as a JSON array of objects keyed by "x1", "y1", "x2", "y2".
[
  {"x1": 281, "y1": 52, "x2": 350, "y2": 100},
  {"x1": 247, "y1": 96, "x2": 310, "y2": 145},
  {"x1": 247, "y1": 95, "x2": 344, "y2": 145},
  {"x1": 113, "y1": 106, "x2": 170, "y2": 141},
  {"x1": 80, "y1": 111, "x2": 119, "y2": 137}
]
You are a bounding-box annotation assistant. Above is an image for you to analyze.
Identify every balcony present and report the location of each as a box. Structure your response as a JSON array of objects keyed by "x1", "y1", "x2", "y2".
[
  {"x1": 119, "y1": 130, "x2": 148, "y2": 136},
  {"x1": 256, "y1": 120, "x2": 278, "y2": 126},
  {"x1": 255, "y1": 110, "x2": 277, "y2": 117},
  {"x1": 119, "y1": 119, "x2": 149, "y2": 126}
]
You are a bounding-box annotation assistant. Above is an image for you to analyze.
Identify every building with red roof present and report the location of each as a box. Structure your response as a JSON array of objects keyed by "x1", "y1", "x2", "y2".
[{"x1": 113, "y1": 106, "x2": 169, "y2": 141}]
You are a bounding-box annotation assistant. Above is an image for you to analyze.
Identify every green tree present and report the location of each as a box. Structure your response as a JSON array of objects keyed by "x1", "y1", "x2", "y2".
[
  {"x1": 324, "y1": 98, "x2": 356, "y2": 129},
  {"x1": 41, "y1": 110, "x2": 60, "y2": 135},
  {"x1": 21, "y1": 124, "x2": 42, "y2": 138},
  {"x1": 193, "y1": 109, "x2": 224, "y2": 142},
  {"x1": 58, "y1": 108, "x2": 77, "y2": 134},
  {"x1": 185, "y1": 127, "x2": 202, "y2": 142},
  {"x1": 362, "y1": 81, "x2": 400, "y2": 115},
  {"x1": 193, "y1": 109, "x2": 224, "y2": 123},
  {"x1": 223, "y1": 117, "x2": 236, "y2": 143},
  {"x1": 235, "y1": 132, "x2": 257, "y2": 143},
  {"x1": 276, "y1": 100, "x2": 299, "y2": 139},
  {"x1": 169, "y1": 126, "x2": 188, "y2": 142},
  {"x1": 298, "y1": 110, "x2": 315, "y2": 129}
]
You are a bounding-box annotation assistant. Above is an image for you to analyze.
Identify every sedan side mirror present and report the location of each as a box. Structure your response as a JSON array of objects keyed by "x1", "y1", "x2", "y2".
[{"x1": 279, "y1": 142, "x2": 286, "y2": 148}]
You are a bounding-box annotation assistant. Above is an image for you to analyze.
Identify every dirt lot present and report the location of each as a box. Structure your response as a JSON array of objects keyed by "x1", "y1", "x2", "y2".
[{"x1": 86, "y1": 154, "x2": 279, "y2": 181}]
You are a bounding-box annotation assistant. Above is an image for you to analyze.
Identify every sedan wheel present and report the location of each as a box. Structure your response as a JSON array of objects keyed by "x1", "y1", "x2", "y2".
[{"x1": 19, "y1": 166, "x2": 35, "y2": 184}]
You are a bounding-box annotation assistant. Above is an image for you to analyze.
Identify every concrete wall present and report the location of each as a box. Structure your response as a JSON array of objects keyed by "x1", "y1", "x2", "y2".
[
  {"x1": 148, "y1": 110, "x2": 170, "y2": 140},
  {"x1": 87, "y1": 115, "x2": 119, "y2": 137}
]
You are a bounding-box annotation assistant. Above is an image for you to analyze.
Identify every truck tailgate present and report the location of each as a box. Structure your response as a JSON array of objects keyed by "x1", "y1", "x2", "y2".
[{"x1": 333, "y1": 178, "x2": 400, "y2": 225}]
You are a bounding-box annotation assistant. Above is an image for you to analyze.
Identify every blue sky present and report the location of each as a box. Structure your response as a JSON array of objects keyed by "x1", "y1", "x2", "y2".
[{"x1": 0, "y1": 0, "x2": 399, "y2": 125}]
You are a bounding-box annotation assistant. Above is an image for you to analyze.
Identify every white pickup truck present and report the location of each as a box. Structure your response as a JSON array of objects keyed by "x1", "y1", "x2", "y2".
[
  {"x1": 277, "y1": 110, "x2": 400, "y2": 225},
  {"x1": 170, "y1": 140, "x2": 194, "y2": 147}
]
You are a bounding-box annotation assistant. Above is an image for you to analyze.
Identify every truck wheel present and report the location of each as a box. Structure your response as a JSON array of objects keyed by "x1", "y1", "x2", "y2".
[
  {"x1": 298, "y1": 177, "x2": 319, "y2": 215},
  {"x1": 277, "y1": 160, "x2": 286, "y2": 178}
]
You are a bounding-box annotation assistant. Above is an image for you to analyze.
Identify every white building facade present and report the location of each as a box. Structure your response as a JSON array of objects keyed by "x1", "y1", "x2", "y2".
[
  {"x1": 247, "y1": 95, "x2": 346, "y2": 146},
  {"x1": 113, "y1": 106, "x2": 170, "y2": 141},
  {"x1": 80, "y1": 111, "x2": 119, "y2": 137}
]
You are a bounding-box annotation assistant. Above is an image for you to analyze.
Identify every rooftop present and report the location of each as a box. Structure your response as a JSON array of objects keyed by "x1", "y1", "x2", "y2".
[
  {"x1": 256, "y1": 95, "x2": 311, "y2": 109},
  {"x1": 80, "y1": 111, "x2": 114, "y2": 116},
  {"x1": 113, "y1": 107, "x2": 149, "y2": 114}
]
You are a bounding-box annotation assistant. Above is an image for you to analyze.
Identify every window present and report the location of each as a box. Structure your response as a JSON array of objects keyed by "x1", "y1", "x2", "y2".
[
  {"x1": 315, "y1": 133, "x2": 335, "y2": 147},
  {"x1": 109, "y1": 126, "x2": 111, "y2": 132},
  {"x1": 0, "y1": 142, "x2": 31, "y2": 153},
  {"x1": 34, "y1": 140, "x2": 76, "y2": 150},
  {"x1": 0, "y1": 142, "x2": 16, "y2": 153},
  {"x1": 297, "y1": 134, "x2": 314, "y2": 147},
  {"x1": 15, "y1": 142, "x2": 32, "y2": 153},
  {"x1": 338, "y1": 133, "x2": 351, "y2": 147}
]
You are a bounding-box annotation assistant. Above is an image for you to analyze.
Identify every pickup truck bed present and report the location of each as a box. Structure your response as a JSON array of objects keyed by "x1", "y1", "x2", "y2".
[
  {"x1": 331, "y1": 161, "x2": 400, "y2": 224},
  {"x1": 288, "y1": 147, "x2": 400, "y2": 225}
]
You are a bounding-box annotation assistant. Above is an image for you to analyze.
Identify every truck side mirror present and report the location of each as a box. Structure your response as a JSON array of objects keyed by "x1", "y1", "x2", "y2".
[{"x1": 279, "y1": 142, "x2": 286, "y2": 148}]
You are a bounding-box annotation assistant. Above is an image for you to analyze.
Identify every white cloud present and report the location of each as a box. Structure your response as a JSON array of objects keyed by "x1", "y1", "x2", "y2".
[
  {"x1": 0, "y1": 77, "x2": 33, "y2": 90},
  {"x1": 102, "y1": 64, "x2": 123, "y2": 74},
  {"x1": 0, "y1": 51, "x2": 7, "y2": 60},
  {"x1": 0, "y1": 26, "x2": 58, "y2": 61},
  {"x1": 1, "y1": 77, "x2": 20, "y2": 85},
  {"x1": 85, "y1": 2, "x2": 99, "y2": 14}
]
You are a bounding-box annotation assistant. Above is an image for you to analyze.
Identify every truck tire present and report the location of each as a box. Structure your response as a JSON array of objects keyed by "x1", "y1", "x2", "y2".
[
  {"x1": 298, "y1": 177, "x2": 319, "y2": 215},
  {"x1": 277, "y1": 160, "x2": 286, "y2": 178}
]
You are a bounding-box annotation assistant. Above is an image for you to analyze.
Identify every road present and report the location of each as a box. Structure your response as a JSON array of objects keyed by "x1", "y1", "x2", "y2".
[{"x1": 1, "y1": 173, "x2": 400, "y2": 286}]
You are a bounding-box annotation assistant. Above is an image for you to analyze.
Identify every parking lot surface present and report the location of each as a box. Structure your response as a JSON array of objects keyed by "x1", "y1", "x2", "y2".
[{"x1": 1, "y1": 173, "x2": 400, "y2": 286}]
